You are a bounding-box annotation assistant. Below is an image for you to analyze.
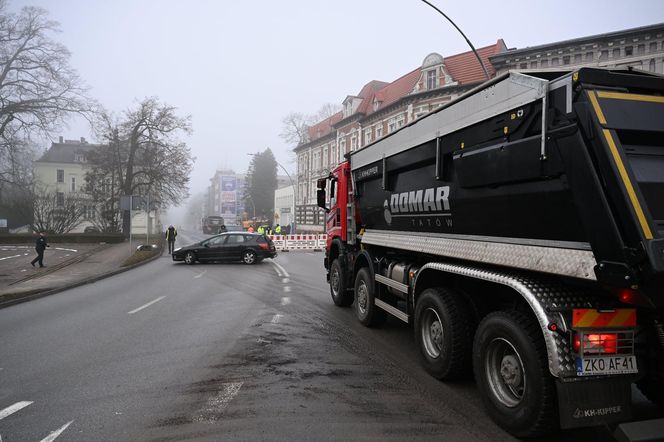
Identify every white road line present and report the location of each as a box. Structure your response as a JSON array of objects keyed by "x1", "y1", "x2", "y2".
[
  {"x1": 283, "y1": 286, "x2": 291, "y2": 293},
  {"x1": 271, "y1": 314, "x2": 283, "y2": 323},
  {"x1": 193, "y1": 270, "x2": 207, "y2": 279},
  {"x1": 54, "y1": 247, "x2": 78, "y2": 252},
  {"x1": 272, "y1": 261, "x2": 290, "y2": 278},
  {"x1": 0, "y1": 401, "x2": 33, "y2": 420},
  {"x1": 281, "y1": 297, "x2": 291, "y2": 305},
  {"x1": 0, "y1": 254, "x2": 22, "y2": 261},
  {"x1": 194, "y1": 382, "x2": 243, "y2": 423},
  {"x1": 39, "y1": 420, "x2": 73, "y2": 442},
  {"x1": 281, "y1": 278, "x2": 290, "y2": 284},
  {"x1": 128, "y1": 296, "x2": 166, "y2": 315},
  {"x1": 270, "y1": 262, "x2": 283, "y2": 277}
]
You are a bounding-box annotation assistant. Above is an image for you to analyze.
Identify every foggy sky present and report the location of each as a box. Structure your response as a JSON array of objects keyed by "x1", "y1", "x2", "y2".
[{"x1": 10, "y1": 0, "x2": 664, "y2": 202}]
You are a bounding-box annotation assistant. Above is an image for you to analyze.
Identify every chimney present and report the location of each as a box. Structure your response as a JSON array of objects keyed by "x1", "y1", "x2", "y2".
[
  {"x1": 80, "y1": 137, "x2": 86, "y2": 143},
  {"x1": 59, "y1": 136, "x2": 63, "y2": 143}
]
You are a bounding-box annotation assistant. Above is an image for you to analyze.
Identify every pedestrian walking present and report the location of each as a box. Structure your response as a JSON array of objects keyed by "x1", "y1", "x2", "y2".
[
  {"x1": 247, "y1": 225, "x2": 255, "y2": 233},
  {"x1": 30, "y1": 231, "x2": 49, "y2": 268},
  {"x1": 166, "y1": 225, "x2": 178, "y2": 254}
]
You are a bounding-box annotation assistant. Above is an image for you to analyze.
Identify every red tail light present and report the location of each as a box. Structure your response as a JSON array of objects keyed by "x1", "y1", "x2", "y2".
[
  {"x1": 258, "y1": 243, "x2": 269, "y2": 250},
  {"x1": 573, "y1": 332, "x2": 618, "y2": 354}
]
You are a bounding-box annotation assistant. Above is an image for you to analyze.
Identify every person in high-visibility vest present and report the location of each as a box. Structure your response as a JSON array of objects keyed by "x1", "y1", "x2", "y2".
[
  {"x1": 274, "y1": 224, "x2": 282, "y2": 234},
  {"x1": 257, "y1": 226, "x2": 265, "y2": 234},
  {"x1": 165, "y1": 225, "x2": 177, "y2": 254}
]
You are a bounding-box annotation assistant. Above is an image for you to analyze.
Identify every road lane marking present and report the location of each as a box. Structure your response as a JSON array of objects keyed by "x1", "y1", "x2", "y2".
[
  {"x1": 39, "y1": 420, "x2": 73, "y2": 442},
  {"x1": 54, "y1": 247, "x2": 78, "y2": 252},
  {"x1": 128, "y1": 296, "x2": 166, "y2": 315},
  {"x1": 271, "y1": 314, "x2": 282, "y2": 323},
  {"x1": 0, "y1": 254, "x2": 22, "y2": 261},
  {"x1": 194, "y1": 270, "x2": 207, "y2": 279},
  {"x1": 270, "y1": 262, "x2": 283, "y2": 277},
  {"x1": 281, "y1": 297, "x2": 291, "y2": 305},
  {"x1": 283, "y1": 286, "x2": 291, "y2": 293},
  {"x1": 272, "y1": 261, "x2": 290, "y2": 278},
  {"x1": 194, "y1": 382, "x2": 243, "y2": 423},
  {"x1": 281, "y1": 278, "x2": 290, "y2": 284},
  {"x1": 0, "y1": 401, "x2": 33, "y2": 420}
]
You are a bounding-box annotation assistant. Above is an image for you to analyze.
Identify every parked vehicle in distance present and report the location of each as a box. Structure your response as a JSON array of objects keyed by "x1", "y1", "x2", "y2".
[
  {"x1": 224, "y1": 225, "x2": 244, "y2": 232},
  {"x1": 172, "y1": 232, "x2": 276, "y2": 265},
  {"x1": 202, "y1": 215, "x2": 225, "y2": 234}
]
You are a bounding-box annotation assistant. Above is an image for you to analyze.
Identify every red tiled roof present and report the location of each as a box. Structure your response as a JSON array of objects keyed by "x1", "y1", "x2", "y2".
[
  {"x1": 365, "y1": 68, "x2": 420, "y2": 113},
  {"x1": 307, "y1": 111, "x2": 343, "y2": 141},
  {"x1": 445, "y1": 39, "x2": 506, "y2": 85}
]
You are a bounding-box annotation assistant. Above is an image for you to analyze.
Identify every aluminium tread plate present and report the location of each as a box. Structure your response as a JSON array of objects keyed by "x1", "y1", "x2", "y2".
[{"x1": 361, "y1": 230, "x2": 597, "y2": 281}]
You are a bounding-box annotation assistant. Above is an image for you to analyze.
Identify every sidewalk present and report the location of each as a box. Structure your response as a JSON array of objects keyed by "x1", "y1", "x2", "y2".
[{"x1": 0, "y1": 241, "x2": 164, "y2": 308}]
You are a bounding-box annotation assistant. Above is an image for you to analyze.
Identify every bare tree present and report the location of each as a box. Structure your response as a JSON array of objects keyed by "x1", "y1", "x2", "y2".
[
  {"x1": 87, "y1": 98, "x2": 194, "y2": 235},
  {"x1": 31, "y1": 186, "x2": 87, "y2": 234},
  {"x1": 279, "y1": 112, "x2": 310, "y2": 146},
  {"x1": 0, "y1": 2, "x2": 95, "y2": 187}
]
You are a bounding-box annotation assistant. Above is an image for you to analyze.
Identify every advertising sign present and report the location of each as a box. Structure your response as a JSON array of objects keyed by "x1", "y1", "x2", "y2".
[
  {"x1": 221, "y1": 191, "x2": 236, "y2": 202},
  {"x1": 221, "y1": 175, "x2": 236, "y2": 192},
  {"x1": 221, "y1": 202, "x2": 236, "y2": 217}
]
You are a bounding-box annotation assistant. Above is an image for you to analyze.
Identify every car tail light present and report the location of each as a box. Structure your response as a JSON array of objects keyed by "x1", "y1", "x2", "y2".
[{"x1": 258, "y1": 242, "x2": 269, "y2": 250}]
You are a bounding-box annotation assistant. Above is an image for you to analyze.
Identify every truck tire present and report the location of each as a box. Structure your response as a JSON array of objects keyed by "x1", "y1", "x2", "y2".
[
  {"x1": 354, "y1": 267, "x2": 387, "y2": 327},
  {"x1": 414, "y1": 288, "x2": 472, "y2": 380},
  {"x1": 330, "y1": 259, "x2": 352, "y2": 307},
  {"x1": 473, "y1": 310, "x2": 557, "y2": 437}
]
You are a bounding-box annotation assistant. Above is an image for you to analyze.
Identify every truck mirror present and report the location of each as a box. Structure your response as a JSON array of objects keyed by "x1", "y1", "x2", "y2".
[
  {"x1": 317, "y1": 178, "x2": 326, "y2": 189},
  {"x1": 317, "y1": 189, "x2": 329, "y2": 212}
]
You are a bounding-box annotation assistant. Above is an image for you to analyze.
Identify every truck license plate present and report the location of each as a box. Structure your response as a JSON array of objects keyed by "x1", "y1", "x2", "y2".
[{"x1": 576, "y1": 355, "x2": 637, "y2": 376}]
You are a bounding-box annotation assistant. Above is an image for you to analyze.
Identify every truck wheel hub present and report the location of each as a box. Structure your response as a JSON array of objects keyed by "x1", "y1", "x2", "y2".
[{"x1": 500, "y1": 355, "x2": 522, "y2": 387}]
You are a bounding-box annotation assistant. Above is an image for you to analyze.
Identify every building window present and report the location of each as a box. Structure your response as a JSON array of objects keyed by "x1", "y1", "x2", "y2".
[
  {"x1": 612, "y1": 48, "x2": 620, "y2": 58},
  {"x1": 650, "y1": 58, "x2": 656, "y2": 72},
  {"x1": 56, "y1": 169, "x2": 64, "y2": 183},
  {"x1": 563, "y1": 56, "x2": 570, "y2": 65},
  {"x1": 396, "y1": 115, "x2": 405, "y2": 128},
  {"x1": 574, "y1": 53, "x2": 582, "y2": 64},
  {"x1": 551, "y1": 58, "x2": 559, "y2": 67},
  {"x1": 364, "y1": 128, "x2": 372, "y2": 144},
  {"x1": 56, "y1": 192, "x2": 64, "y2": 207},
  {"x1": 625, "y1": 46, "x2": 633, "y2": 56},
  {"x1": 519, "y1": 62, "x2": 527, "y2": 69},
  {"x1": 71, "y1": 177, "x2": 76, "y2": 192},
  {"x1": 530, "y1": 61, "x2": 537, "y2": 69},
  {"x1": 376, "y1": 125, "x2": 383, "y2": 138},
  {"x1": 599, "y1": 50, "x2": 608, "y2": 61},
  {"x1": 388, "y1": 118, "x2": 397, "y2": 133},
  {"x1": 541, "y1": 59, "x2": 549, "y2": 68},
  {"x1": 340, "y1": 140, "x2": 346, "y2": 154},
  {"x1": 585, "y1": 51, "x2": 594, "y2": 62},
  {"x1": 649, "y1": 42, "x2": 658, "y2": 53},
  {"x1": 427, "y1": 70, "x2": 436, "y2": 90},
  {"x1": 638, "y1": 44, "x2": 645, "y2": 55},
  {"x1": 322, "y1": 147, "x2": 328, "y2": 167}
]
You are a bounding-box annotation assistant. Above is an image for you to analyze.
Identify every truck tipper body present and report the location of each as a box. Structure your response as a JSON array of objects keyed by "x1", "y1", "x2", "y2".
[{"x1": 316, "y1": 68, "x2": 664, "y2": 437}]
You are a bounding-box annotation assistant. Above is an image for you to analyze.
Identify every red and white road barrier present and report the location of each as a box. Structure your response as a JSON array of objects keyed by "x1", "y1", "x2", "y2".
[{"x1": 269, "y1": 234, "x2": 327, "y2": 252}]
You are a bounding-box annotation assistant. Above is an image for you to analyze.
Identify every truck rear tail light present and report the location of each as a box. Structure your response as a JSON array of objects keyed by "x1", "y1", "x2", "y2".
[{"x1": 572, "y1": 331, "x2": 634, "y2": 356}]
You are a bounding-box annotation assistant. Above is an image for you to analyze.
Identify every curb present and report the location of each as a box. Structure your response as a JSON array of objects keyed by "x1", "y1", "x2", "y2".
[{"x1": 0, "y1": 242, "x2": 165, "y2": 310}]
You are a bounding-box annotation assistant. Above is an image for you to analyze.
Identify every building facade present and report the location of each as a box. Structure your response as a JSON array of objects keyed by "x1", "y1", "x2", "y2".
[
  {"x1": 33, "y1": 137, "x2": 100, "y2": 232},
  {"x1": 490, "y1": 23, "x2": 664, "y2": 75}
]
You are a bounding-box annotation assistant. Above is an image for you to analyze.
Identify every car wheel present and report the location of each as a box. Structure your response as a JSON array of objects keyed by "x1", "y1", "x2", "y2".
[
  {"x1": 184, "y1": 251, "x2": 196, "y2": 265},
  {"x1": 242, "y1": 249, "x2": 257, "y2": 264},
  {"x1": 473, "y1": 310, "x2": 557, "y2": 437}
]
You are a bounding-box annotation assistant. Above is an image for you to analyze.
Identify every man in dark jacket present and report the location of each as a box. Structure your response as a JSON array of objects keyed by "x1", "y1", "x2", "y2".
[
  {"x1": 165, "y1": 225, "x2": 177, "y2": 254},
  {"x1": 30, "y1": 231, "x2": 49, "y2": 268}
]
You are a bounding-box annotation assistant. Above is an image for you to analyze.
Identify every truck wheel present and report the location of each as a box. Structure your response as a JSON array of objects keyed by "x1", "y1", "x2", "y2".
[
  {"x1": 330, "y1": 259, "x2": 352, "y2": 307},
  {"x1": 414, "y1": 288, "x2": 472, "y2": 380},
  {"x1": 354, "y1": 267, "x2": 387, "y2": 327},
  {"x1": 473, "y1": 310, "x2": 557, "y2": 437}
]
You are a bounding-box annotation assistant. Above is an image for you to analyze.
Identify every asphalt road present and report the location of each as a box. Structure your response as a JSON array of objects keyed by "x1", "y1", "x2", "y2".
[{"x1": 0, "y1": 230, "x2": 661, "y2": 441}]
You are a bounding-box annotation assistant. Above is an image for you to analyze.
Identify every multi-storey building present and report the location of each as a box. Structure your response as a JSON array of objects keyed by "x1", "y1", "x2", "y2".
[
  {"x1": 489, "y1": 23, "x2": 664, "y2": 75},
  {"x1": 294, "y1": 40, "x2": 507, "y2": 232},
  {"x1": 33, "y1": 137, "x2": 101, "y2": 232}
]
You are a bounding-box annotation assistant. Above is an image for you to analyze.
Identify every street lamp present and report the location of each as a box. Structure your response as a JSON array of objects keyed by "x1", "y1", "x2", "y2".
[{"x1": 248, "y1": 152, "x2": 297, "y2": 233}]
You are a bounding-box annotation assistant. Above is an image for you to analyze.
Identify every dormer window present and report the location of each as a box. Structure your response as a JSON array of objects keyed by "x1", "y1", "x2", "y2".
[
  {"x1": 373, "y1": 98, "x2": 380, "y2": 112},
  {"x1": 74, "y1": 153, "x2": 86, "y2": 162},
  {"x1": 427, "y1": 70, "x2": 437, "y2": 90}
]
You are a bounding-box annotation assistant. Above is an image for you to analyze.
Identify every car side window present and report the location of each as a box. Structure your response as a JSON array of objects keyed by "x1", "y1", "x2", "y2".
[
  {"x1": 228, "y1": 234, "x2": 246, "y2": 244},
  {"x1": 208, "y1": 235, "x2": 226, "y2": 246}
]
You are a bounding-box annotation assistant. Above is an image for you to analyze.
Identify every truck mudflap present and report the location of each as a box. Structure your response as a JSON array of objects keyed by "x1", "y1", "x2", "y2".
[{"x1": 556, "y1": 377, "x2": 632, "y2": 429}]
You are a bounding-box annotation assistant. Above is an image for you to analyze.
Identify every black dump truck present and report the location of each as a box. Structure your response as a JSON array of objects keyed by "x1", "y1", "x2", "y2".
[{"x1": 317, "y1": 68, "x2": 664, "y2": 438}]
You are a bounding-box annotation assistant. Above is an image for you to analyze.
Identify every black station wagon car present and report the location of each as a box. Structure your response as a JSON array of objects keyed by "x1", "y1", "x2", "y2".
[{"x1": 172, "y1": 232, "x2": 277, "y2": 265}]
